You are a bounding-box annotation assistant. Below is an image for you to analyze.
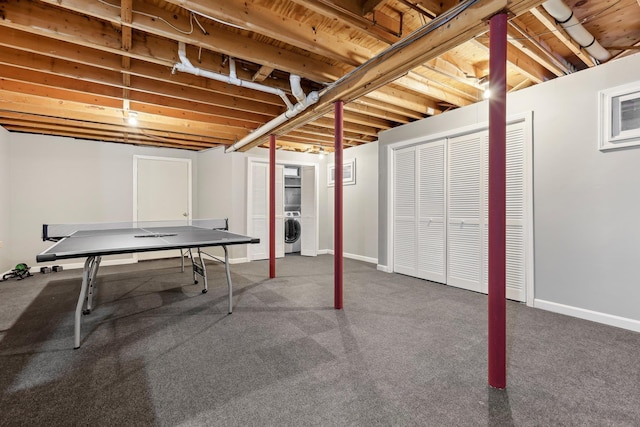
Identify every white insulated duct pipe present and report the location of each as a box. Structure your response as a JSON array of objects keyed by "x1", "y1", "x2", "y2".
[
  {"x1": 542, "y1": 0, "x2": 611, "y2": 62},
  {"x1": 226, "y1": 78, "x2": 320, "y2": 153},
  {"x1": 173, "y1": 42, "x2": 294, "y2": 110}
]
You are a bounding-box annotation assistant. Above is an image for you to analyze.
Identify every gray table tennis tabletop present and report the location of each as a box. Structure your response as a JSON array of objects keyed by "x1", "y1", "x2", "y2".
[{"x1": 37, "y1": 226, "x2": 259, "y2": 262}]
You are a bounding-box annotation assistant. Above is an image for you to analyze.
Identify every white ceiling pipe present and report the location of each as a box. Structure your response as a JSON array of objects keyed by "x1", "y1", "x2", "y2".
[
  {"x1": 173, "y1": 42, "x2": 294, "y2": 110},
  {"x1": 542, "y1": 0, "x2": 611, "y2": 63},
  {"x1": 290, "y1": 74, "x2": 306, "y2": 103},
  {"x1": 225, "y1": 90, "x2": 320, "y2": 153}
]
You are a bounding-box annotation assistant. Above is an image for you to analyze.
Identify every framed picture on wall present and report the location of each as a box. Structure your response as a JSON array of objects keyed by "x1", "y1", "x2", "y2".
[
  {"x1": 328, "y1": 159, "x2": 356, "y2": 186},
  {"x1": 599, "y1": 81, "x2": 640, "y2": 151}
]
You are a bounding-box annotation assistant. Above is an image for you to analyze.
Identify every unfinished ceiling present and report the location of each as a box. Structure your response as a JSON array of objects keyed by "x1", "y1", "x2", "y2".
[{"x1": 0, "y1": 0, "x2": 638, "y2": 153}]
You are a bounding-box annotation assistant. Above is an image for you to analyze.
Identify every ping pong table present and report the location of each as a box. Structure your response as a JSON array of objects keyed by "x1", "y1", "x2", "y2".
[{"x1": 37, "y1": 219, "x2": 259, "y2": 349}]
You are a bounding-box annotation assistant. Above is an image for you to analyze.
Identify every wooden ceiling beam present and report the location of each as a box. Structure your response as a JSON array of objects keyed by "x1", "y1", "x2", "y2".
[
  {"x1": 0, "y1": 68, "x2": 281, "y2": 127},
  {"x1": 121, "y1": 0, "x2": 133, "y2": 108},
  {"x1": 0, "y1": 32, "x2": 288, "y2": 107},
  {"x1": 252, "y1": 65, "x2": 274, "y2": 83},
  {"x1": 0, "y1": 0, "x2": 555, "y2": 150},
  {"x1": 0, "y1": 90, "x2": 246, "y2": 142},
  {"x1": 345, "y1": 102, "x2": 412, "y2": 124},
  {"x1": 352, "y1": 96, "x2": 424, "y2": 120},
  {"x1": 2, "y1": 119, "x2": 215, "y2": 149},
  {"x1": 1, "y1": 114, "x2": 229, "y2": 146},
  {"x1": 363, "y1": 86, "x2": 434, "y2": 118},
  {"x1": 3, "y1": 124, "x2": 207, "y2": 150},
  {"x1": 0, "y1": 67, "x2": 384, "y2": 144},
  {"x1": 509, "y1": 17, "x2": 574, "y2": 74},
  {"x1": 426, "y1": 55, "x2": 480, "y2": 83},
  {"x1": 408, "y1": 1, "x2": 460, "y2": 16},
  {"x1": 290, "y1": 0, "x2": 400, "y2": 44},
  {"x1": 312, "y1": 116, "x2": 382, "y2": 136},
  {"x1": 160, "y1": 0, "x2": 380, "y2": 67},
  {"x1": 0, "y1": 8, "x2": 424, "y2": 120},
  {"x1": 398, "y1": 73, "x2": 475, "y2": 106},
  {"x1": 238, "y1": 0, "x2": 551, "y2": 150},
  {"x1": 288, "y1": 126, "x2": 373, "y2": 144},
  {"x1": 412, "y1": 67, "x2": 482, "y2": 101},
  {"x1": 471, "y1": 37, "x2": 556, "y2": 84},
  {"x1": 32, "y1": 0, "x2": 344, "y2": 82},
  {"x1": 506, "y1": 25, "x2": 565, "y2": 76},
  {"x1": 35, "y1": 0, "x2": 453, "y2": 117}
]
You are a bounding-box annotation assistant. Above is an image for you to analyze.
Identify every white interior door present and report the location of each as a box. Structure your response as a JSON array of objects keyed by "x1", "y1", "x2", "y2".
[
  {"x1": 300, "y1": 165, "x2": 317, "y2": 256},
  {"x1": 248, "y1": 161, "x2": 284, "y2": 261},
  {"x1": 417, "y1": 141, "x2": 447, "y2": 283},
  {"x1": 447, "y1": 131, "x2": 484, "y2": 292},
  {"x1": 135, "y1": 156, "x2": 191, "y2": 260}
]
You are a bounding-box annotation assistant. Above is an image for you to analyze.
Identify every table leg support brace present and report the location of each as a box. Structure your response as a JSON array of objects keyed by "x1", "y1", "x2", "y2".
[
  {"x1": 75, "y1": 256, "x2": 100, "y2": 349},
  {"x1": 223, "y1": 246, "x2": 232, "y2": 314},
  {"x1": 197, "y1": 248, "x2": 208, "y2": 293},
  {"x1": 85, "y1": 256, "x2": 102, "y2": 313},
  {"x1": 189, "y1": 248, "x2": 208, "y2": 293}
]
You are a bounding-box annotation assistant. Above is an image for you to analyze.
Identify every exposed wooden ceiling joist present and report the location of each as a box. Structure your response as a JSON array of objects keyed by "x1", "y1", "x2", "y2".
[{"x1": 0, "y1": 0, "x2": 637, "y2": 152}]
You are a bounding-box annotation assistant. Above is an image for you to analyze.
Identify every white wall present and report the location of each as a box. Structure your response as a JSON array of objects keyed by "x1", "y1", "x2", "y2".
[
  {"x1": 7, "y1": 134, "x2": 198, "y2": 267},
  {"x1": 197, "y1": 147, "x2": 235, "y2": 222},
  {"x1": 379, "y1": 53, "x2": 640, "y2": 328},
  {"x1": 0, "y1": 126, "x2": 10, "y2": 272},
  {"x1": 326, "y1": 142, "x2": 379, "y2": 263},
  {"x1": 199, "y1": 147, "x2": 247, "y2": 259}
]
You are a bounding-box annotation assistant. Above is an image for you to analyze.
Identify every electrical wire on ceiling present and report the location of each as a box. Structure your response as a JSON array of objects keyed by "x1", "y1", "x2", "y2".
[{"x1": 96, "y1": 0, "x2": 244, "y2": 35}]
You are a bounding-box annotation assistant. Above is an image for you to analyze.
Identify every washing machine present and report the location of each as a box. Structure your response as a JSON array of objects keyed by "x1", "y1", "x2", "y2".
[{"x1": 284, "y1": 211, "x2": 302, "y2": 253}]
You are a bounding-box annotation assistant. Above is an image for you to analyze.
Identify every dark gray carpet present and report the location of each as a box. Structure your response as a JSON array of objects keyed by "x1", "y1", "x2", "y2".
[{"x1": 0, "y1": 255, "x2": 638, "y2": 426}]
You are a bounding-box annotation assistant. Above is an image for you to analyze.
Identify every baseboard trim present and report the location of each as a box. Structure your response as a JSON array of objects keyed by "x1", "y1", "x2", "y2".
[
  {"x1": 534, "y1": 299, "x2": 640, "y2": 333},
  {"x1": 325, "y1": 250, "x2": 377, "y2": 264},
  {"x1": 377, "y1": 264, "x2": 392, "y2": 273}
]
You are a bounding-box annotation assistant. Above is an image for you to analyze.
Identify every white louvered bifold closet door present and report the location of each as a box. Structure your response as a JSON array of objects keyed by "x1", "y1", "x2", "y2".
[
  {"x1": 417, "y1": 141, "x2": 447, "y2": 283},
  {"x1": 447, "y1": 131, "x2": 484, "y2": 292},
  {"x1": 392, "y1": 123, "x2": 528, "y2": 301},
  {"x1": 393, "y1": 146, "x2": 417, "y2": 276},
  {"x1": 481, "y1": 122, "x2": 527, "y2": 301}
]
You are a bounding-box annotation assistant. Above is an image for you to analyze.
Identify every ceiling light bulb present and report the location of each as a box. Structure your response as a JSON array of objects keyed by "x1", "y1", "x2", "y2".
[
  {"x1": 127, "y1": 112, "x2": 138, "y2": 126},
  {"x1": 483, "y1": 89, "x2": 491, "y2": 99}
]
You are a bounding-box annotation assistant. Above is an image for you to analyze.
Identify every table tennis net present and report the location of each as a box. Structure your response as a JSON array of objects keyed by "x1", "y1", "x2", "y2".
[{"x1": 42, "y1": 218, "x2": 229, "y2": 241}]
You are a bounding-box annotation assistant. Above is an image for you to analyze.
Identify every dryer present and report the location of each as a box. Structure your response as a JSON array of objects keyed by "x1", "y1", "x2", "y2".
[{"x1": 284, "y1": 211, "x2": 302, "y2": 253}]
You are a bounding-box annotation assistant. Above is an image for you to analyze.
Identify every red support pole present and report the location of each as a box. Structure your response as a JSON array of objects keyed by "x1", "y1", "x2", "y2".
[
  {"x1": 269, "y1": 134, "x2": 276, "y2": 279},
  {"x1": 334, "y1": 101, "x2": 344, "y2": 309},
  {"x1": 488, "y1": 12, "x2": 508, "y2": 389}
]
